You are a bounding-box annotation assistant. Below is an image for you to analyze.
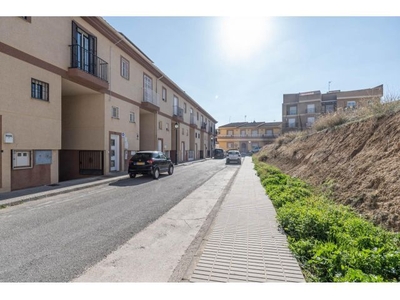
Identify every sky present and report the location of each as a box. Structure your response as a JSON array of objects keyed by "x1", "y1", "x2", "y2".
[
  {"x1": 102, "y1": 15, "x2": 400, "y2": 128},
  {"x1": 6, "y1": 1, "x2": 400, "y2": 129}
]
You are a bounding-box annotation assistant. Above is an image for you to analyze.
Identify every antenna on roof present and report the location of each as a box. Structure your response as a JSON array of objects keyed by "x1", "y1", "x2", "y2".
[
  {"x1": 245, "y1": 115, "x2": 247, "y2": 122},
  {"x1": 328, "y1": 81, "x2": 332, "y2": 92}
]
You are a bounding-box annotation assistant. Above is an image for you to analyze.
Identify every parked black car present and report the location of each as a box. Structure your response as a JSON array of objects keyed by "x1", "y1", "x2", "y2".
[
  {"x1": 128, "y1": 151, "x2": 174, "y2": 179},
  {"x1": 213, "y1": 148, "x2": 225, "y2": 159}
]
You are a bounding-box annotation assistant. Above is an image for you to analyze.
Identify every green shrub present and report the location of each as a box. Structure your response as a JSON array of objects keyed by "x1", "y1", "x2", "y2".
[{"x1": 253, "y1": 159, "x2": 400, "y2": 282}]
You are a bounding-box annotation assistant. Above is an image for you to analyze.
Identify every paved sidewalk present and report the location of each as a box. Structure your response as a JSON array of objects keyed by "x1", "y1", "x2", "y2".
[{"x1": 185, "y1": 157, "x2": 305, "y2": 282}]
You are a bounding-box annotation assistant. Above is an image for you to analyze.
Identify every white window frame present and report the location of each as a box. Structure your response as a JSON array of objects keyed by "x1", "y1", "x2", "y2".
[
  {"x1": 121, "y1": 56, "x2": 129, "y2": 80},
  {"x1": 112, "y1": 106, "x2": 119, "y2": 119},
  {"x1": 12, "y1": 150, "x2": 33, "y2": 169},
  {"x1": 129, "y1": 112, "x2": 135, "y2": 123}
]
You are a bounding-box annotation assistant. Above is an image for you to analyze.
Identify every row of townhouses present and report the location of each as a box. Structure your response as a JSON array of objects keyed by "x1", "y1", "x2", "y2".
[
  {"x1": 216, "y1": 84, "x2": 383, "y2": 152},
  {"x1": 0, "y1": 17, "x2": 217, "y2": 193},
  {"x1": 216, "y1": 121, "x2": 282, "y2": 153}
]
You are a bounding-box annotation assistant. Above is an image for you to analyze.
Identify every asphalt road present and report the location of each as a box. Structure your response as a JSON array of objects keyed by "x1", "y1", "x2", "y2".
[{"x1": 0, "y1": 158, "x2": 237, "y2": 282}]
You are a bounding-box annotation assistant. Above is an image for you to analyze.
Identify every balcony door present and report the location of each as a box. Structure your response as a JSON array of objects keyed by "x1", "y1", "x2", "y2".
[
  {"x1": 143, "y1": 74, "x2": 153, "y2": 103},
  {"x1": 72, "y1": 22, "x2": 96, "y2": 75}
]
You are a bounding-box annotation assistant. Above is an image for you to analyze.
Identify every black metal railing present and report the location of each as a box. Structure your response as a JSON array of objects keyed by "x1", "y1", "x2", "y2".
[{"x1": 70, "y1": 44, "x2": 108, "y2": 82}]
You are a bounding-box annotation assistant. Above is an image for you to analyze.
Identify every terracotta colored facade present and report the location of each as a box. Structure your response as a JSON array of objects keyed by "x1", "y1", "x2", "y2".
[{"x1": 217, "y1": 122, "x2": 282, "y2": 153}]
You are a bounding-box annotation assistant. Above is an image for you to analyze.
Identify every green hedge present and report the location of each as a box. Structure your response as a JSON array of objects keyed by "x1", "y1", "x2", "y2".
[{"x1": 254, "y1": 159, "x2": 400, "y2": 282}]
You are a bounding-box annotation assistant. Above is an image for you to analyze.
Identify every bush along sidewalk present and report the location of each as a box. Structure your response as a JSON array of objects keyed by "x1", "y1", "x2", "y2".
[{"x1": 253, "y1": 159, "x2": 400, "y2": 282}]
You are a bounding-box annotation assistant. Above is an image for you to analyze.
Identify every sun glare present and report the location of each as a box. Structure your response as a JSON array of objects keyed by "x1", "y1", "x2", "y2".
[{"x1": 218, "y1": 17, "x2": 271, "y2": 62}]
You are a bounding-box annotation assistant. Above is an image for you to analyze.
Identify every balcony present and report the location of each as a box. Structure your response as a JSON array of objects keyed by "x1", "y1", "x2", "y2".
[
  {"x1": 201, "y1": 122, "x2": 207, "y2": 130},
  {"x1": 190, "y1": 114, "x2": 197, "y2": 128},
  {"x1": 68, "y1": 44, "x2": 109, "y2": 91},
  {"x1": 141, "y1": 87, "x2": 160, "y2": 112},
  {"x1": 173, "y1": 105, "x2": 184, "y2": 121}
]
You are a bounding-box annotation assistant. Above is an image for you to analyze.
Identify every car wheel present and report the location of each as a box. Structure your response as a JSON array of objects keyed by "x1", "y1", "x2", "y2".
[
  {"x1": 153, "y1": 167, "x2": 160, "y2": 179},
  {"x1": 168, "y1": 165, "x2": 174, "y2": 175},
  {"x1": 129, "y1": 173, "x2": 136, "y2": 178}
]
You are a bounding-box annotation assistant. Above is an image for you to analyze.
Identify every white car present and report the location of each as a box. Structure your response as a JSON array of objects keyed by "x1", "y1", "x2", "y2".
[{"x1": 226, "y1": 150, "x2": 241, "y2": 165}]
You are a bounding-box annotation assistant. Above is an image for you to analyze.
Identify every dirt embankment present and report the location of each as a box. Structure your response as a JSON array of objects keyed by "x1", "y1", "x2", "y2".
[{"x1": 258, "y1": 112, "x2": 400, "y2": 232}]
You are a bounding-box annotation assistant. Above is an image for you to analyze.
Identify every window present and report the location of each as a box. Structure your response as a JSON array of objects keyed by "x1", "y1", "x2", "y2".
[
  {"x1": 173, "y1": 95, "x2": 179, "y2": 115},
  {"x1": 129, "y1": 112, "x2": 135, "y2": 123},
  {"x1": 159, "y1": 121, "x2": 163, "y2": 130},
  {"x1": 307, "y1": 104, "x2": 315, "y2": 113},
  {"x1": 228, "y1": 142, "x2": 234, "y2": 148},
  {"x1": 197, "y1": 112, "x2": 199, "y2": 121},
  {"x1": 288, "y1": 118, "x2": 296, "y2": 128},
  {"x1": 71, "y1": 22, "x2": 99, "y2": 77},
  {"x1": 182, "y1": 128, "x2": 184, "y2": 135},
  {"x1": 347, "y1": 101, "x2": 356, "y2": 109},
  {"x1": 266, "y1": 129, "x2": 273, "y2": 137},
  {"x1": 143, "y1": 74, "x2": 153, "y2": 103},
  {"x1": 240, "y1": 130, "x2": 246, "y2": 136},
  {"x1": 112, "y1": 106, "x2": 119, "y2": 119},
  {"x1": 121, "y1": 57, "x2": 129, "y2": 79},
  {"x1": 31, "y1": 79, "x2": 49, "y2": 101},
  {"x1": 184, "y1": 103, "x2": 187, "y2": 113},
  {"x1": 307, "y1": 117, "x2": 315, "y2": 127},
  {"x1": 166, "y1": 123, "x2": 169, "y2": 131},
  {"x1": 288, "y1": 106, "x2": 297, "y2": 115},
  {"x1": 13, "y1": 150, "x2": 33, "y2": 169},
  {"x1": 162, "y1": 87, "x2": 167, "y2": 102},
  {"x1": 325, "y1": 104, "x2": 335, "y2": 113},
  {"x1": 227, "y1": 130, "x2": 233, "y2": 136},
  {"x1": 252, "y1": 130, "x2": 258, "y2": 137}
]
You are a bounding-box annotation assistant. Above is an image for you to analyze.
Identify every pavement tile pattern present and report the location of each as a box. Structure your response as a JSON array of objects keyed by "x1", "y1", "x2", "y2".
[{"x1": 189, "y1": 157, "x2": 305, "y2": 282}]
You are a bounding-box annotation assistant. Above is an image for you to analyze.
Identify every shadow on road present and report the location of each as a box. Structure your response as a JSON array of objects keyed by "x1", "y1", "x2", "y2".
[{"x1": 109, "y1": 174, "x2": 171, "y2": 187}]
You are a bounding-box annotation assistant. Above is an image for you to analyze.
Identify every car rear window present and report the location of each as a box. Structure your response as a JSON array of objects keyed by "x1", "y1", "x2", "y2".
[{"x1": 132, "y1": 153, "x2": 153, "y2": 160}]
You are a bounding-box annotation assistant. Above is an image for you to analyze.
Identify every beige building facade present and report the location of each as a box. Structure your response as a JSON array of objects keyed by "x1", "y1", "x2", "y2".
[
  {"x1": 217, "y1": 122, "x2": 282, "y2": 153},
  {"x1": 0, "y1": 17, "x2": 217, "y2": 193},
  {"x1": 282, "y1": 85, "x2": 383, "y2": 133}
]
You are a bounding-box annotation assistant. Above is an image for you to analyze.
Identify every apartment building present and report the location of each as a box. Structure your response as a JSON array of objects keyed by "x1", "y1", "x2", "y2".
[
  {"x1": 0, "y1": 17, "x2": 217, "y2": 193},
  {"x1": 217, "y1": 121, "x2": 282, "y2": 153},
  {"x1": 282, "y1": 85, "x2": 383, "y2": 133}
]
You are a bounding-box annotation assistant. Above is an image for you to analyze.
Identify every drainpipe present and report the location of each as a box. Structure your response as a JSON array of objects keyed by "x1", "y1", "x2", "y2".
[{"x1": 156, "y1": 75, "x2": 164, "y2": 93}]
